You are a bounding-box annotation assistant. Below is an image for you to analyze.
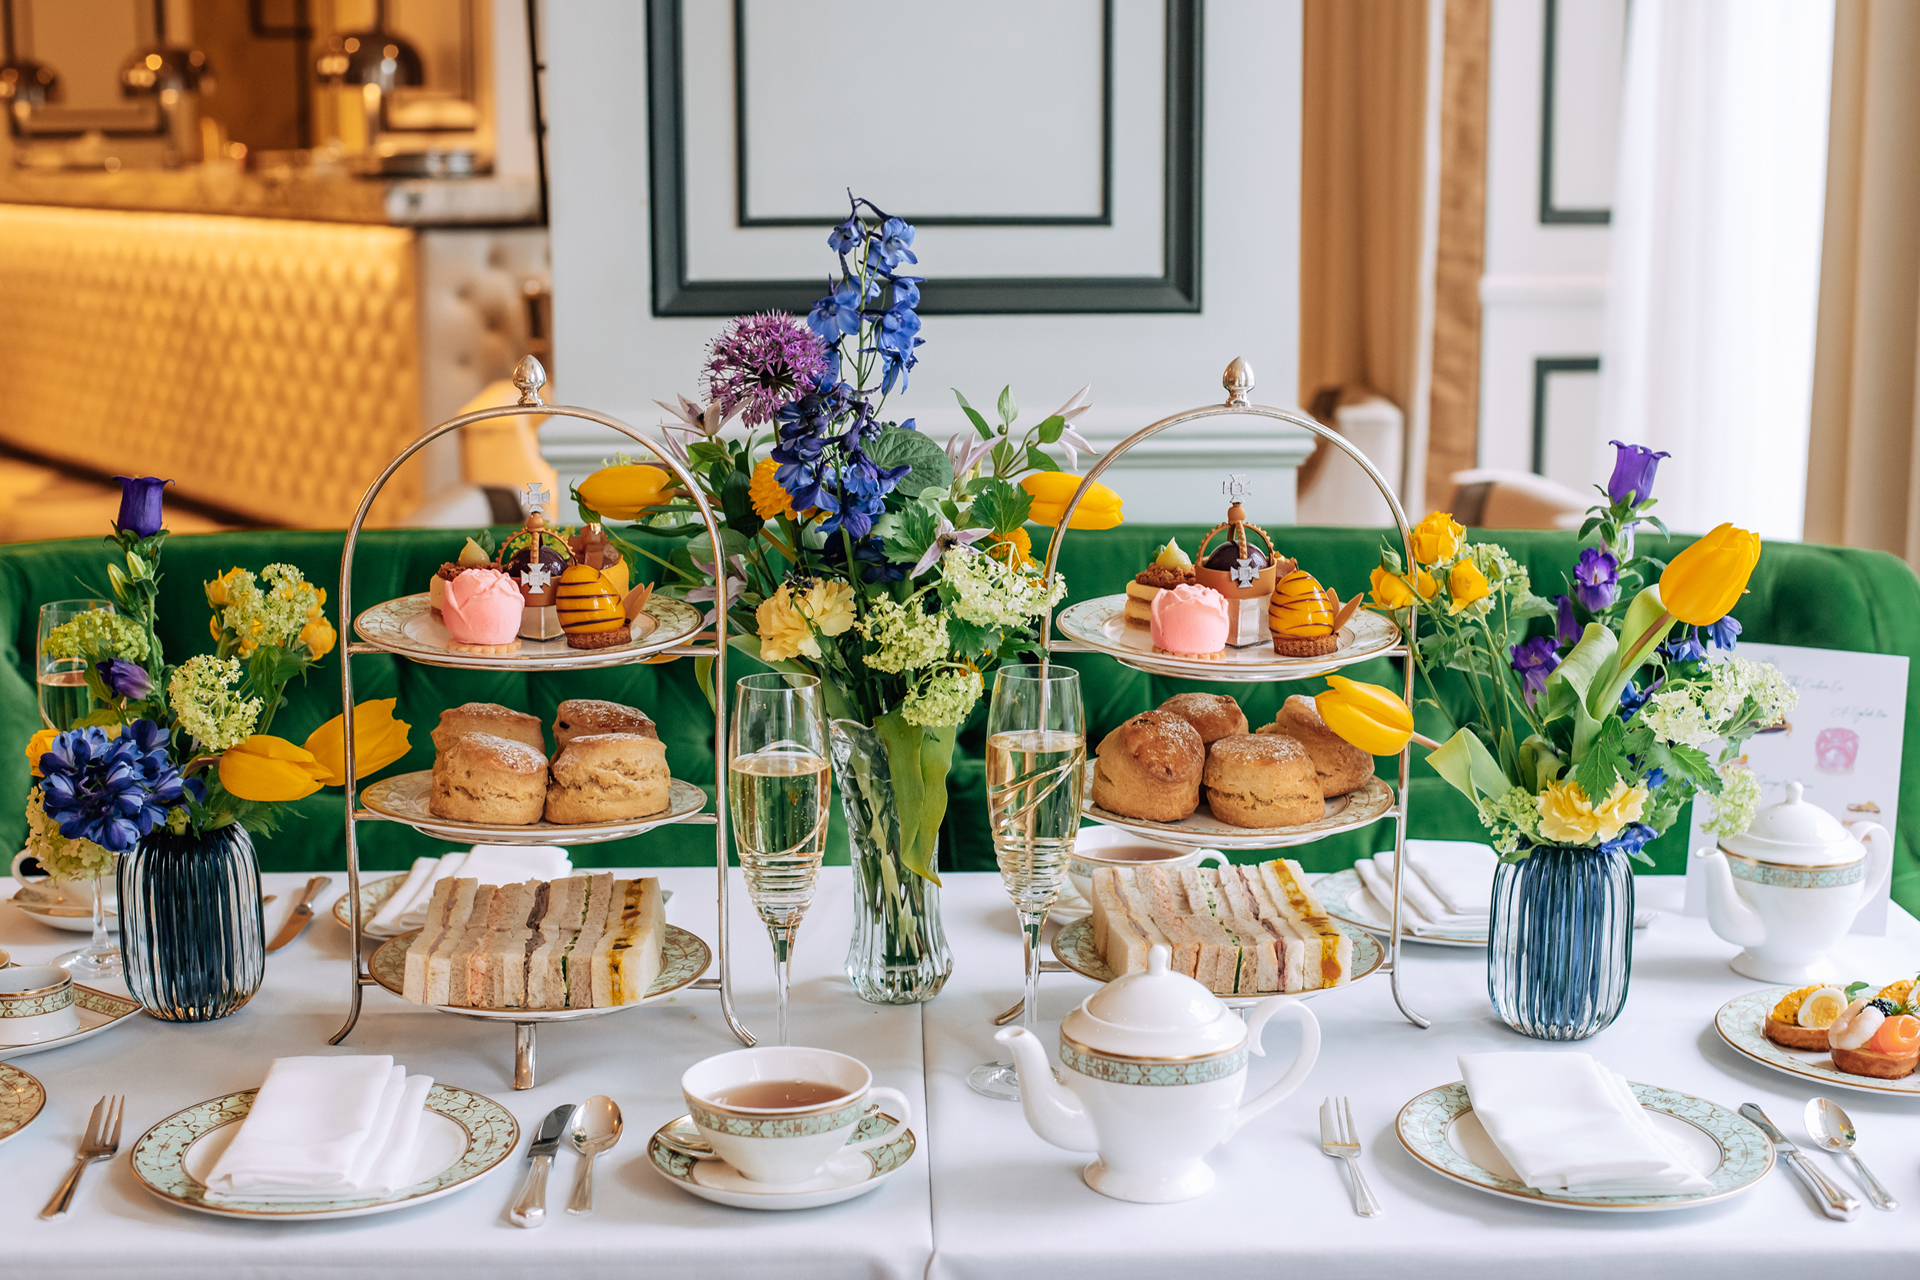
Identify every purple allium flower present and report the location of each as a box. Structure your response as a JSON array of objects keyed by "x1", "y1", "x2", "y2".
[
  {"x1": 96, "y1": 658, "x2": 152, "y2": 700},
  {"x1": 113, "y1": 476, "x2": 171, "y2": 539},
  {"x1": 1605, "y1": 441, "x2": 1670, "y2": 506},
  {"x1": 1706, "y1": 614, "x2": 1742, "y2": 651},
  {"x1": 703, "y1": 312, "x2": 830, "y2": 428},
  {"x1": 1573, "y1": 547, "x2": 1619, "y2": 612},
  {"x1": 1555, "y1": 593, "x2": 1582, "y2": 647},
  {"x1": 1509, "y1": 636, "x2": 1562, "y2": 705}
]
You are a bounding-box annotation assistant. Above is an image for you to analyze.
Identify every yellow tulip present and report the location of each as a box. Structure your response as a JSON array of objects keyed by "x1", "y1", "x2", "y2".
[
  {"x1": 1021, "y1": 472, "x2": 1124, "y2": 529},
  {"x1": 1660, "y1": 523, "x2": 1761, "y2": 625},
  {"x1": 218, "y1": 735, "x2": 330, "y2": 802},
  {"x1": 303, "y1": 699, "x2": 412, "y2": 786},
  {"x1": 1536, "y1": 778, "x2": 1600, "y2": 844},
  {"x1": 1410, "y1": 512, "x2": 1465, "y2": 565},
  {"x1": 24, "y1": 728, "x2": 57, "y2": 777},
  {"x1": 1315, "y1": 675, "x2": 1415, "y2": 756},
  {"x1": 299, "y1": 613, "x2": 337, "y2": 661},
  {"x1": 1446, "y1": 560, "x2": 1491, "y2": 614},
  {"x1": 576, "y1": 464, "x2": 681, "y2": 522}
]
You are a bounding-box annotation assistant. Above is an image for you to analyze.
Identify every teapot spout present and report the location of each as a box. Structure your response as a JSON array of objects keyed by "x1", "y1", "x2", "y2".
[
  {"x1": 1695, "y1": 846, "x2": 1765, "y2": 947},
  {"x1": 994, "y1": 1027, "x2": 1097, "y2": 1152}
]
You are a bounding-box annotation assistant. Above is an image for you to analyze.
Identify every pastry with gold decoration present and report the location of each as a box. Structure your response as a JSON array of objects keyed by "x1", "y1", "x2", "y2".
[
  {"x1": 554, "y1": 564, "x2": 632, "y2": 650},
  {"x1": 1268, "y1": 568, "x2": 1364, "y2": 657},
  {"x1": 1124, "y1": 538, "x2": 1197, "y2": 628}
]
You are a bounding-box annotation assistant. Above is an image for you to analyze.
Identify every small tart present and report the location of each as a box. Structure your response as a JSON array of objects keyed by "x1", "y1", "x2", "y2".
[
  {"x1": 1763, "y1": 1015, "x2": 1833, "y2": 1051},
  {"x1": 566, "y1": 624, "x2": 632, "y2": 650},
  {"x1": 1831, "y1": 1042, "x2": 1920, "y2": 1079},
  {"x1": 1769, "y1": 985, "x2": 1819, "y2": 1023},
  {"x1": 1272, "y1": 634, "x2": 1339, "y2": 657}
]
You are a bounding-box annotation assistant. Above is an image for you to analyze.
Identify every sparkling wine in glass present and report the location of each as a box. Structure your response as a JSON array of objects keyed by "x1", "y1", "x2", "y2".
[
  {"x1": 37, "y1": 599, "x2": 114, "y2": 731},
  {"x1": 968, "y1": 663, "x2": 1086, "y2": 1101},
  {"x1": 729, "y1": 673, "x2": 831, "y2": 1046}
]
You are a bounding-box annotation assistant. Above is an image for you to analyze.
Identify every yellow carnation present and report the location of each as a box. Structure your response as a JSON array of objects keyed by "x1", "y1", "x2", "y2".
[
  {"x1": 1536, "y1": 779, "x2": 1600, "y2": 844},
  {"x1": 749, "y1": 458, "x2": 797, "y2": 520},
  {"x1": 756, "y1": 585, "x2": 819, "y2": 662},
  {"x1": 1593, "y1": 781, "x2": 1648, "y2": 843},
  {"x1": 798, "y1": 578, "x2": 855, "y2": 637}
]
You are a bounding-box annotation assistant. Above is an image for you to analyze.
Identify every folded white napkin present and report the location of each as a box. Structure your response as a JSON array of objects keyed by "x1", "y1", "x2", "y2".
[
  {"x1": 1458, "y1": 1053, "x2": 1714, "y2": 1196},
  {"x1": 1404, "y1": 840, "x2": 1498, "y2": 916},
  {"x1": 366, "y1": 846, "x2": 572, "y2": 937},
  {"x1": 1354, "y1": 852, "x2": 1487, "y2": 933},
  {"x1": 203, "y1": 1055, "x2": 434, "y2": 1202}
]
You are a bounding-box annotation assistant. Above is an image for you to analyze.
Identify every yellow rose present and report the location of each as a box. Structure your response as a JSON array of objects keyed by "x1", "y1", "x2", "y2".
[
  {"x1": 798, "y1": 578, "x2": 855, "y2": 637},
  {"x1": 299, "y1": 613, "x2": 336, "y2": 662},
  {"x1": 218, "y1": 735, "x2": 331, "y2": 802},
  {"x1": 1593, "y1": 781, "x2": 1648, "y2": 843},
  {"x1": 303, "y1": 699, "x2": 412, "y2": 787},
  {"x1": 988, "y1": 526, "x2": 1034, "y2": 568},
  {"x1": 1370, "y1": 565, "x2": 1412, "y2": 608},
  {"x1": 576, "y1": 464, "x2": 681, "y2": 522},
  {"x1": 1446, "y1": 560, "x2": 1491, "y2": 614},
  {"x1": 1410, "y1": 512, "x2": 1465, "y2": 565},
  {"x1": 1536, "y1": 779, "x2": 1600, "y2": 844},
  {"x1": 1314, "y1": 675, "x2": 1414, "y2": 756},
  {"x1": 1660, "y1": 522, "x2": 1761, "y2": 626},
  {"x1": 24, "y1": 728, "x2": 57, "y2": 777},
  {"x1": 756, "y1": 585, "x2": 819, "y2": 662},
  {"x1": 1020, "y1": 472, "x2": 1123, "y2": 529},
  {"x1": 748, "y1": 457, "x2": 797, "y2": 520}
]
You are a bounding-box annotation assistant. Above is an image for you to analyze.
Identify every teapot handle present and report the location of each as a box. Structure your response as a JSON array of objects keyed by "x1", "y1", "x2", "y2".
[
  {"x1": 1851, "y1": 822, "x2": 1893, "y2": 925},
  {"x1": 1226, "y1": 995, "x2": 1321, "y2": 1142}
]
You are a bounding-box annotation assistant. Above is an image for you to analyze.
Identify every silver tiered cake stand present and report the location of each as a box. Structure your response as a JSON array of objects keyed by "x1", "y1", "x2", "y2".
[
  {"x1": 328, "y1": 355, "x2": 757, "y2": 1085},
  {"x1": 1037, "y1": 357, "x2": 1430, "y2": 1029}
]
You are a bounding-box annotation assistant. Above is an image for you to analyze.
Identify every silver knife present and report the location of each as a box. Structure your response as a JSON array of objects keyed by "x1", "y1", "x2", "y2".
[
  {"x1": 266, "y1": 876, "x2": 332, "y2": 952},
  {"x1": 508, "y1": 1104, "x2": 576, "y2": 1228},
  {"x1": 1740, "y1": 1103, "x2": 1860, "y2": 1220}
]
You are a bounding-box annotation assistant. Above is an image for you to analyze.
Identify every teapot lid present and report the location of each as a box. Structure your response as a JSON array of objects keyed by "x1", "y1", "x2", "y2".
[
  {"x1": 1721, "y1": 781, "x2": 1861, "y2": 866},
  {"x1": 1061, "y1": 945, "x2": 1246, "y2": 1060}
]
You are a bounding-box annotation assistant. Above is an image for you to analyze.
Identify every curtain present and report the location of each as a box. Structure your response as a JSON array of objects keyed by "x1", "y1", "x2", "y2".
[
  {"x1": 1803, "y1": 0, "x2": 1920, "y2": 568},
  {"x1": 1597, "y1": 0, "x2": 1834, "y2": 540}
]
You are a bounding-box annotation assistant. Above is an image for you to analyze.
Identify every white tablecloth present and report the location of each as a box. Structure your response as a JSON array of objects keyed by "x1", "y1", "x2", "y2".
[{"x1": 4, "y1": 870, "x2": 1917, "y2": 1278}]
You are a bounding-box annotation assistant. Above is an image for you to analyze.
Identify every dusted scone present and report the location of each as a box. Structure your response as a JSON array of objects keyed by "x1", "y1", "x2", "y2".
[
  {"x1": 1092, "y1": 711, "x2": 1205, "y2": 822},
  {"x1": 545, "y1": 732, "x2": 671, "y2": 823},
  {"x1": 1202, "y1": 734, "x2": 1323, "y2": 828},
  {"x1": 1156, "y1": 692, "x2": 1248, "y2": 745},
  {"x1": 1257, "y1": 695, "x2": 1374, "y2": 797},
  {"x1": 553, "y1": 698, "x2": 657, "y2": 747},
  {"x1": 430, "y1": 732, "x2": 549, "y2": 825},
  {"x1": 432, "y1": 702, "x2": 546, "y2": 755}
]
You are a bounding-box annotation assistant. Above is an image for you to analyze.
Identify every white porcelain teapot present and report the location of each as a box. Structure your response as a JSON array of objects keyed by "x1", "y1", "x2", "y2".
[
  {"x1": 994, "y1": 944, "x2": 1320, "y2": 1203},
  {"x1": 1695, "y1": 780, "x2": 1891, "y2": 983}
]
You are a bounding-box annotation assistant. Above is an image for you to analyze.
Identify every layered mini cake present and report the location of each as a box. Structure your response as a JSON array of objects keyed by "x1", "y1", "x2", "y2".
[{"x1": 1124, "y1": 538, "x2": 1196, "y2": 628}]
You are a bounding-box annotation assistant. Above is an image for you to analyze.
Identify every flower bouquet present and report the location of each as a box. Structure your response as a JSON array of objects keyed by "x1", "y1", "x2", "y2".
[
  {"x1": 22, "y1": 478, "x2": 410, "y2": 1018},
  {"x1": 1366, "y1": 443, "x2": 1794, "y2": 1037},
  {"x1": 574, "y1": 195, "x2": 1121, "y2": 1002}
]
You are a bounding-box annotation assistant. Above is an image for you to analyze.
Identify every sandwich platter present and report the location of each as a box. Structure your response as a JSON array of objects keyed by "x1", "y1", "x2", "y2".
[
  {"x1": 1050, "y1": 915, "x2": 1384, "y2": 1007},
  {"x1": 1081, "y1": 768, "x2": 1395, "y2": 851},
  {"x1": 353, "y1": 593, "x2": 701, "y2": 671},
  {"x1": 359, "y1": 774, "x2": 708, "y2": 845},
  {"x1": 1715, "y1": 988, "x2": 1920, "y2": 1098},
  {"x1": 1054, "y1": 595, "x2": 1400, "y2": 682}
]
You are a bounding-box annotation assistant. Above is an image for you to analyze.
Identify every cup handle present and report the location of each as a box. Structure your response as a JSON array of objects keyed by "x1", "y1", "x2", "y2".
[
  {"x1": 9, "y1": 850, "x2": 47, "y2": 884},
  {"x1": 1195, "y1": 850, "x2": 1228, "y2": 869},
  {"x1": 843, "y1": 1086, "x2": 913, "y2": 1154},
  {"x1": 1227, "y1": 996, "x2": 1321, "y2": 1141}
]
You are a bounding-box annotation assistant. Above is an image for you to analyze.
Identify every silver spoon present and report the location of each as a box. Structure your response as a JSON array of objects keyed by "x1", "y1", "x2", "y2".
[
  {"x1": 565, "y1": 1095, "x2": 623, "y2": 1215},
  {"x1": 1805, "y1": 1096, "x2": 1898, "y2": 1210}
]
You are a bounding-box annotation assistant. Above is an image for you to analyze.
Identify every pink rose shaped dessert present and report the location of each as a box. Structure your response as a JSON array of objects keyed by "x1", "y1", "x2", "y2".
[
  {"x1": 1816, "y1": 727, "x2": 1859, "y2": 775},
  {"x1": 1150, "y1": 583, "x2": 1230, "y2": 657},
  {"x1": 442, "y1": 568, "x2": 523, "y2": 646}
]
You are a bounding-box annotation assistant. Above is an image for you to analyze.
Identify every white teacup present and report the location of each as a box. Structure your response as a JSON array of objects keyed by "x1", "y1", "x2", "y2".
[
  {"x1": 10, "y1": 850, "x2": 116, "y2": 914},
  {"x1": 1070, "y1": 825, "x2": 1227, "y2": 903},
  {"x1": 0, "y1": 964, "x2": 80, "y2": 1045},
  {"x1": 681, "y1": 1047, "x2": 912, "y2": 1185}
]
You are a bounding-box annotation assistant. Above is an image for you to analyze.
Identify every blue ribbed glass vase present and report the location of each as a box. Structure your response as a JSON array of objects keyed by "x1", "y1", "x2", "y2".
[
  {"x1": 1488, "y1": 845, "x2": 1634, "y2": 1040},
  {"x1": 117, "y1": 824, "x2": 265, "y2": 1022}
]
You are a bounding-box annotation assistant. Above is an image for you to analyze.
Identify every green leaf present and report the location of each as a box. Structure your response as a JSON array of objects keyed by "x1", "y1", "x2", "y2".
[
  {"x1": 1426, "y1": 727, "x2": 1513, "y2": 803},
  {"x1": 881, "y1": 502, "x2": 940, "y2": 564},
  {"x1": 875, "y1": 711, "x2": 955, "y2": 884},
  {"x1": 865, "y1": 426, "x2": 953, "y2": 498},
  {"x1": 1570, "y1": 715, "x2": 1630, "y2": 800},
  {"x1": 1590, "y1": 586, "x2": 1674, "y2": 717},
  {"x1": 1649, "y1": 739, "x2": 1719, "y2": 793},
  {"x1": 1552, "y1": 622, "x2": 1618, "y2": 702},
  {"x1": 969, "y1": 479, "x2": 1032, "y2": 536},
  {"x1": 1035, "y1": 414, "x2": 1066, "y2": 444},
  {"x1": 996, "y1": 385, "x2": 1018, "y2": 426},
  {"x1": 946, "y1": 617, "x2": 994, "y2": 659},
  {"x1": 718, "y1": 468, "x2": 763, "y2": 541},
  {"x1": 953, "y1": 389, "x2": 994, "y2": 440},
  {"x1": 688, "y1": 440, "x2": 730, "y2": 472},
  {"x1": 1024, "y1": 444, "x2": 1059, "y2": 474}
]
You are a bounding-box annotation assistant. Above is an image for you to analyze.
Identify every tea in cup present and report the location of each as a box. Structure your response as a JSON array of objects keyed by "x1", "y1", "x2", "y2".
[
  {"x1": 1070, "y1": 825, "x2": 1227, "y2": 903},
  {"x1": 0, "y1": 964, "x2": 79, "y2": 1045},
  {"x1": 681, "y1": 1046, "x2": 911, "y2": 1185}
]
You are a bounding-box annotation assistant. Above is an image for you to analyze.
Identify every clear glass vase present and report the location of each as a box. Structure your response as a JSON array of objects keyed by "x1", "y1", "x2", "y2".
[
  {"x1": 117, "y1": 823, "x2": 266, "y2": 1022},
  {"x1": 828, "y1": 719, "x2": 953, "y2": 1005},
  {"x1": 1488, "y1": 845, "x2": 1634, "y2": 1040}
]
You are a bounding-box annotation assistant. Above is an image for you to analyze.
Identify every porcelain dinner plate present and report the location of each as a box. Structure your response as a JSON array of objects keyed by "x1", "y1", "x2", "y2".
[
  {"x1": 1082, "y1": 770, "x2": 1395, "y2": 851},
  {"x1": 647, "y1": 1112, "x2": 915, "y2": 1210},
  {"x1": 131, "y1": 1084, "x2": 518, "y2": 1220},
  {"x1": 354, "y1": 593, "x2": 700, "y2": 671},
  {"x1": 1054, "y1": 594, "x2": 1400, "y2": 682},
  {"x1": 1050, "y1": 915, "x2": 1383, "y2": 1005},
  {"x1": 1715, "y1": 987, "x2": 1920, "y2": 1097},
  {"x1": 333, "y1": 873, "x2": 407, "y2": 932},
  {"x1": 0, "y1": 1062, "x2": 47, "y2": 1146},
  {"x1": 9, "y1": 880, "x2": 118, "y2": 933},
  {"x1": 369, "y1": 923, "x2": 711, "y2": 1021},
  {"x1": 1312, "y1": 867, "x2": 1486, "y2": 948},
  {"x1": 0, "y1": 985, "x2": 142, "y2": 1061},
  {"x1": 1396, "y1": 1080, "x2": 1773, "y2": 1211},
  {"x1": 359, "y1": 773, "x2": 708, "y2": 845}
]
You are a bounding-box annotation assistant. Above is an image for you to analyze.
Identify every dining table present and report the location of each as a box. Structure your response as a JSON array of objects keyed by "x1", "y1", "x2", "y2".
[{"x1": 3, "y1": 866, "x2": 1917, "y2": 1279}]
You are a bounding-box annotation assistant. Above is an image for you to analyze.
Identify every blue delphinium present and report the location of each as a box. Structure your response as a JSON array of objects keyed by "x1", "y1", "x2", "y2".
[
  {"x1": 38, "y1": 720, "x2": 197, "y2": 853},
  {"x1": 1659, "y1": 627, "x2": 1706, "y2": 665},
  {"x1": 1599, "y1": 822, "x2": 1657, "y2": 860},
  {"x1": 1705, "y1": 614, "x2": 1741, "y2": 651}
]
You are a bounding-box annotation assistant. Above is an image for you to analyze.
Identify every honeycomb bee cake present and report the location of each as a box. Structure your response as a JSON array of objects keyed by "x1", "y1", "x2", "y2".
[
  {"x1": 1268, "y1": 568, "x2": 1361, "y2": 657},
  {"x1": 555, "y1": 565, "x2": 632, "y2": 650}
]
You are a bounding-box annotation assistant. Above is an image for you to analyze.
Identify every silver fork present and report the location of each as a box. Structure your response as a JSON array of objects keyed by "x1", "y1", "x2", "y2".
[
  {"x1": 1320, "y1": 1095, "x2": 1382, "y2": 1216},
  {"x1": 41, "y1": 1095, "x2": 124, "y2": 1220}
]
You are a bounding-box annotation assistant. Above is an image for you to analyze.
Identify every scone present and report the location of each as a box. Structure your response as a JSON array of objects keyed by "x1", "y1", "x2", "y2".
[
  {"x1": 430, "y1": 733, "x2": 549, "y2": 825},
  {"x1": 1257, "y1": 695, "x2": 1374, "y2": 797},
  {"x1": 553, "y1": 698, "x2": 658, "y2": 748},
  {"x1": 1092, "y1": 711, "x2": 1205, "y2": 822},
  {"x1": 1202, "y1": 734, "x2": 1324, "y2": 828},
  {"x1": 545, "y1": 733, "x2": 671, "y2": 823},
  {"x1": 432, "y1": 703, "x2": 546, "y2": 754},
  {"x1": 1156, "y1": 692, "x2": 1248, "y2": 745}
]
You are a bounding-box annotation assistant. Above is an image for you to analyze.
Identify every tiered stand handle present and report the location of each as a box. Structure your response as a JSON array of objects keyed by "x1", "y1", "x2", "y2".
[
  {"x1": 329, "y1": 356, "x2": 757, "y2": 1075},
  {"x1": 1038, "y1": 357, "x2": 1430, "y2": 1030}
]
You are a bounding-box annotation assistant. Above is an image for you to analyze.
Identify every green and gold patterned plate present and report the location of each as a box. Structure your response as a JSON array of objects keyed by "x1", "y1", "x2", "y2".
[
  {"x1": 1716, "y1": 987, "x2": 1920, "y2": 1097},
  {"x1": 369, "y1": 923, "x2": 711, "y2": 1022},
  {"x1": 0, "y1": 985, "x2": 143, "y2": 1061},
  {"x1": 1082, "y1": 771, "x2": 1396, "y2": 851},
  {"x1": 360, "y1": 773, "x2": 708, "y2": 847},
  {"x1": 0, "y1": 1062, "x2": 47, "y2": 1146},
  {"x1": 1050, "y1": 915, "x2": 1384, "y2": 1005},
  {"x1": 1312, "y1": 867, "x2": 1487, "y2": 949},
  {"x1": 353, "y1": 592, "x2": 701, "y2": 671},
  {"x1": 1396, "y1": 1080, "x2": 1773, "y2": 1211},
  {"x1": 1055, "y1": 594, "x2": 1401, "y2": 683},
  {"x1": 130, "y1": 1083, "x2": 518, "y2": 1220},
  {"x1": 332, "y1": 873, "x2": 407, "y2": 934},
  {"x1": 647, "y1": 1111, "x2": 916, "y2": 1210}
]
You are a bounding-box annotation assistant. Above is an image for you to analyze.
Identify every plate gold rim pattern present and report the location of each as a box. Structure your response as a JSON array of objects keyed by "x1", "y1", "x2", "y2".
[
  {"x1": 332, "y1": 873, "x2": 408, "y2": 932},
  {"x1": 647, "y1": 1111, "x2": 916, "y2": 1200},
  {"x1": 0, "y1": 1062, "x2": 47, "y2": 1144},
  {"x1": 359, "y1": 773, "x2": 708, "y2": 845},
  {"x1": 1055, "y1": 595, "x2": 1401, "y2": 682},
  {"x1": 368, "y1": 922, "x2": 712, "y2": 1017},
  {"x1": 1049, "y1": 914, "x2": 1384, "y2": 995},
  {"x1": 352, "y1": 593, "x2": 701, "y2": 671},
  {"x1": 1715, "y1": 987, "x2": 1920, "y2": 1097}
]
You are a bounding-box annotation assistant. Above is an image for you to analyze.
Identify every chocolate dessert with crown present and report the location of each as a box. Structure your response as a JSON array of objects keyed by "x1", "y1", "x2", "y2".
[
  {"x1": 497, "y1": 506, "x2": 574, "y2": 641},
  {"x1": 1193, "y1": 481, "x2": 1280, "y2": 648}
]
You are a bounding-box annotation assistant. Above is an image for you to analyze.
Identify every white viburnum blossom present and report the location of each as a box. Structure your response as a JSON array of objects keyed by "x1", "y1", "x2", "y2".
[
  {"x1": 168, "y1": 654, "x2": 262, "y2": 752},
  {"x1": 941, "y1": 547, "x2": 1066, "y2": 627},
  {"x1": 1701, "y1": 763, "x2": 1764, "y2": 838},
  {"x1": 23, "y1": 786, "x2": 115, "y2": 881},
  {"x1": 901, "y1": 668, "x2": 984, "y2": 727},
  {"x1": 858, "y1": 597, "x2": 950, "y2": 673},
  {"x1": 1639, "y1": 685, "x2": 1718, "y2": 749}
]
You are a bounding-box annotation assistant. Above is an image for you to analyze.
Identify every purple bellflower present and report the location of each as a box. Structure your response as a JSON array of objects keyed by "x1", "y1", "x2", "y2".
[
  {"x1": 1573, "y1": 548, "x2": 1619, "y2": 613},
  {"x1": 1605, "y1": 441, "x2": 1670, "y2": 506},
  {"x1": 113, "y1": 477, "x2": 171, "y2": 539},
  {"x1": 1510, "y1": 636, "x2": 1562, "y2": 705}
]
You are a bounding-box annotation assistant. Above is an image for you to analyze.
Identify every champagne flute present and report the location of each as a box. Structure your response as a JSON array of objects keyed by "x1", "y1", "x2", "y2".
[
  {"x1": 729, "y1": 673, "x2": 831, "y2": 1046},
  {"x1": 37, "y1": 599, "x2": 114, "y2": 731},
  {"x1": 967, "y1": 663, "x2": 1086, "y2": 1101}
]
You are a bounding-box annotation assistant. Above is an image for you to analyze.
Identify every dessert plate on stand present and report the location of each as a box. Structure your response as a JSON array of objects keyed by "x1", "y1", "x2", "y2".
[
  {"x1": 359, "y1": 775, "x2": 708, "y2": 845},
  {"x1": 1054, "y1": 595, "x2": 1400, "y2": 682},
  {"x1": 1050, "y1": 916, "x2": 1383, "y2": 1008},
  {"x1": 367, "y1": 924, "x2": 712, "y2": 1020},
  {"x1": 1081, "y1": 770, "x2": 1395, "y2": 851},
  {"x1": 353, "y1": 594, "x2": 700, "y2": 671},
  {"x1": 647, "y1": 1112, "x2": 916, "y2": 1210},
  {"x1": 1715, "y1": 988, "x2": 1920, "y2": 1097},
  {"x1": 333, "y1": 873, "x2": 408, "y2": 933}
]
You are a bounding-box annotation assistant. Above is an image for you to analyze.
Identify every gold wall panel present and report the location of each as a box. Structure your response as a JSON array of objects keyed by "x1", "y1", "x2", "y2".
[{"x1": 0, "y1": 204, "x2": 423, "y2": 527}]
